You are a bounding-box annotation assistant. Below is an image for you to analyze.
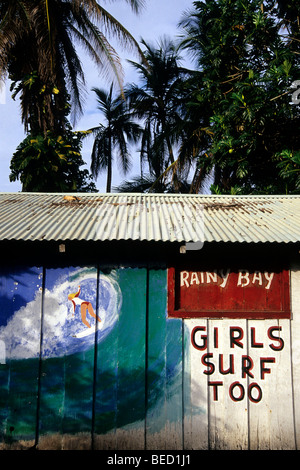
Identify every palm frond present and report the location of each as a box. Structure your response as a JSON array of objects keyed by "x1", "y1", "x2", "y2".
[
  {"x1": 69, "y1": 11, "x2": 124, "y2": 93},
  {"x1": 1, "y1": 0, "x2": 146, "y2": 134},
  {"x1": 107, "y1": 0, "x2": 146, "y2": 15}
]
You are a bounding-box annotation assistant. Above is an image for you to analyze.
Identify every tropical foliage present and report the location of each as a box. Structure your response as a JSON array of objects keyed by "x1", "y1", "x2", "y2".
[
  {"x1": 0, "y1": 0, "x2": 145, "y2": 134},
  {"x1": 9, "y1": 127, "x2": 96, "y2": 192},
  {"x1": 111, "y1": 1, "x2": 300, "y2": 194},
  {"x1": 122, "y1": 38, "x2": 192, "y2": 192},
  {"x1": 0, "y1": 0, "x2": 145, "y2": 191},
  {"x1": 177, "y1": 0, "x2": 300, "y2": 194},
  {"x1": 2, "y1": 0, "x2": 300, "y2": 194}
]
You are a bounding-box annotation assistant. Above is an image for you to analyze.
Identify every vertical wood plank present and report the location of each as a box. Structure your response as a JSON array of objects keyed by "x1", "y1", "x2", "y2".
[
  {"x1": 183, "y1": 319, "x2": 209, "y2": 450},
  {"x1": 94, "y1": 268, "x2": 146, "y2": 450},
  {"x1": 146, "y1": 268, "x2": 183, "y2": 450},
  {"x1": 38, "y1": 266, "x2": 70, "y2": 449},
  {"x1": 165, "y1": 308, "x2": 183, "y2": 449},
  {"x1": 115, "y1": 268, "x2": 146, "y2": 450},
  {"x1": 291, "y1": 262, "x2": 300, "y2": 449},
  {"x1": 208, "y1": 319, "x2": 248, "y2": 450},
  {"x1": 146, "y1": 268, "x2": 168, "y2": 449},
  {"x1": 93, "y1": 268, "x2": 118, "y2": 449},
  {"x1": 248, "y1": 319, "x2": 295, "y2": 450},
  {"x1": 38, "y1": 266, "x2": 97, "y2": 449},
  {"x1": 0, "y1": 266, "x2": 43, "y2": 448}
]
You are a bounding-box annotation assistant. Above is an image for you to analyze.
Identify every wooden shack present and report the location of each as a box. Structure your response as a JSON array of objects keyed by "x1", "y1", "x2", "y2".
[{"x1": 0, "y1": 192, "x2": 299, "y2": 450}]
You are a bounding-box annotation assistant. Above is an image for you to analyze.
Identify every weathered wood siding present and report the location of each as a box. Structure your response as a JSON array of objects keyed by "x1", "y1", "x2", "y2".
[{"x1": 0, "y1": 262, "x2": 299, "y2": 450}]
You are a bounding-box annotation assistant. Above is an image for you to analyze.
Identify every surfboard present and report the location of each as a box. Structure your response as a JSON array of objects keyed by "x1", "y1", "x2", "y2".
[{"x1": 73, "y1": 322, "x2": 103, "y2": 338}]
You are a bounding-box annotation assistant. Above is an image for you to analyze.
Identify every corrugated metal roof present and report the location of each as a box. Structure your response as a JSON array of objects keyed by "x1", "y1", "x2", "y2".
[{"x1": 0, "y1": 192, "x2": 299, "y2": 244}]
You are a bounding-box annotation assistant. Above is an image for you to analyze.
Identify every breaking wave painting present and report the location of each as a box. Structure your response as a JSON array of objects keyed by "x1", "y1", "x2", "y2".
[{"x1": 0, "y1": 267, "x2": 122, "y2": 359}]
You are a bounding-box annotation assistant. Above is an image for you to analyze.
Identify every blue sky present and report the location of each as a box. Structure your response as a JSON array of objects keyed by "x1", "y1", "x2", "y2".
[{"x1": 0, "y1": 0, "x2": 195, "y2": 193}]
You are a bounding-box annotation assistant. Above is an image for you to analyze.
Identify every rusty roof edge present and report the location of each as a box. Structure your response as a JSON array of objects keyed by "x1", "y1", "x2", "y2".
[{"x1": 0, "y1": 193, "x2": 299, "y2": 244}]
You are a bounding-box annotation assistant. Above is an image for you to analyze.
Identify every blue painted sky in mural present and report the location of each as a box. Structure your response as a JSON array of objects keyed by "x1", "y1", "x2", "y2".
[
  {"x1": 0, "y1": 268, "x2": 122, "y2": 359},
  {"x1": 0, "y1": 267, "x2": 43, "y2": 327}
]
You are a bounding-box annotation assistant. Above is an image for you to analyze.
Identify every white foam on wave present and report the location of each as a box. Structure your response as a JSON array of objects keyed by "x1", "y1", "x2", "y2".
[{"x1": 0, "y1": 269, "x2": 122, "y2": 359}]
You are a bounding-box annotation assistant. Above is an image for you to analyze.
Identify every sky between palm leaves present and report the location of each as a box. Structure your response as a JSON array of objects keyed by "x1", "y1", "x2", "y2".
[{"x1": 0, "y1": 0, "x2": 194, "y2": 193}]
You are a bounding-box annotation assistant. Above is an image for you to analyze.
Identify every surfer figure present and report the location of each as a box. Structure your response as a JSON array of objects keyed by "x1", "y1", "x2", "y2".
[{"x1": 68, "y1": 285, "x2": 101, "y2": 328}]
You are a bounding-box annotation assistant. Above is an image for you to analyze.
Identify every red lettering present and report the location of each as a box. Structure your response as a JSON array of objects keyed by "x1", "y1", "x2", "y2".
[
  {"x1": 260, "y1": 357, "x2": 275, "y2": 379},
  {"x1": 250, "y1": 328, "x2": 263, "y2": 348},
  {"x1": 214, "y1": 327, "x2": 219, "y2": 348},
  {"x1": 229, "y1": 381, "x2": 245, "y2": 402},
  {"x1": 191, "y1": 326, "x2": 207, "y2": 351},
  {"x1": 201, "y1": 353, "x2": 215, "y2": 375},
  {"x1": 219, "y1": 354, "x2": 234, "y2": 375},
  {"x1": 242, "y1": 355, "x2": 254, "y2": 378},
  {"x1": 208, "y1": 381, "x2": 223, "y2": 401},
  {"x1": 268, "y1": 326, "x2": 284, "y2": 351},
  {"x1": 230, "y1": 327, "x2": 244, "y2": 348},
  {"x1": 248, "y1": 383, "x2": 263, "y2": 403}
]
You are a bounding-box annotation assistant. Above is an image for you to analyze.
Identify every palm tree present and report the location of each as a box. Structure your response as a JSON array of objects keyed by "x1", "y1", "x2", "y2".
[
  {"x1": 178, "y1": 0, "x2": 300, "y2": 194},
  {"x1": 125, "y1": 37, "x2": 190, "y2": 191},
  {"x1": 0, "y1": 0, "x2": 146, "y2": 135},
  {"x1": 89, "y1": 85, "x2": 141, "y2": 192}
]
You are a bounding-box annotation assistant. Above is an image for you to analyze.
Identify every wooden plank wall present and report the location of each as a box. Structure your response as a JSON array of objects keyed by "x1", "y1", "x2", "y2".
[
  {"x1": 184, "y1": 260, "x2": 300, "y2": 450},
  {"x1": 0, "y1": 262, "x2": 299, "y2": 450}
]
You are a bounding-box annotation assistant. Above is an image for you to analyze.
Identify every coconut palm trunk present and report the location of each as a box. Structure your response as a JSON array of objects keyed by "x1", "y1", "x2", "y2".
[
  {"x1": 0, "y1": 0, "x2": 146, "y2": 135},
  {"x1": 89, "y1": 85, "x2": 142, "y2": 192}
]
